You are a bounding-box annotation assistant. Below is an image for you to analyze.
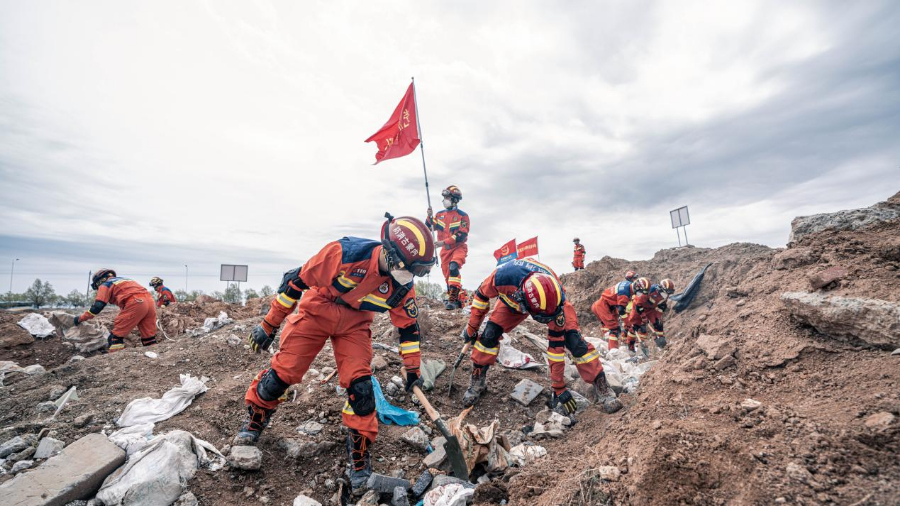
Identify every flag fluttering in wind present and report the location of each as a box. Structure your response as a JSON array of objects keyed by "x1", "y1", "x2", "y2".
[
  {"x1": 494, "y1": 239, "x2": 518, "y2": 265},
  {"x1": 517, "y1": 237, "x2": 539, "y2": 259},
  {"x1": 365, "y1": 83, "x2": 420, "y2": 164}
]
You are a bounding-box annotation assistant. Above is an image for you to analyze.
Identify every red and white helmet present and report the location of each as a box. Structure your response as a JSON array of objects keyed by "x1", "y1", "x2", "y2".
[
  {"x1": 625, "y1": 270, "x2": 638, "y2": 281},
  {"x1": 660, "y1": 278, "x2": 676, "y2": 294},
  {"x1": 442, "y1": 185, "x2": 462, "y2": 202},
  {"x1": 632, "y1": 277, "x2": 651, "y2": 293},
  {"x1": 381, "y1": 214, "x2": 436, "y2": 277},
  {"x1": 520, "y1": 271, "x2": 565, "y2": 323},
  {"x1": 91, "y1": 268, "x2": 116, "y2": 289}
]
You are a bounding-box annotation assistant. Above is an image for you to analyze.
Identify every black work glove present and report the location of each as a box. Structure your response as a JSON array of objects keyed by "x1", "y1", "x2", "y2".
[
  {"x1": 72, "y1": 316, "x2": 81, "y2": 327},
  {"x1": 460, "y1": 326, "x2": 477, "y2": 344},
  {"x1": 552, "y1": 389, "x2": 578, "y2": 415},
  {"x1": 405, "y1": 370, "x2": 424, "y2": 392},
  {"x1": 248, "y1": 324, "x2": 275, "y2": 353},
  {"x1": 616, "y1": 305, "x2": 626, "y2": 316},
  {"x1": 655, "y1": 335, "x2": 667, "y2": 348}
]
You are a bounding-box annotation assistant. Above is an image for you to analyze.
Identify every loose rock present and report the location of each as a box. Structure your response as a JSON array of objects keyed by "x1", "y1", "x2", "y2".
[
  {"x1": 297, "y1": 421, "x2": 324, "y2": 436},
  {"x1": 176, "y1": 492, "x2": 200, "y2": 506},
  {"x1": 510, "y1": 379, "x2": 544, "y2": 406},
  {"x1": 598, "y1": 465, "x2": 621, "y2": 481},
  {"x1": 400, "y1": 427, "x2": 429, "y2": 452},
  {"x1": 371, "y1": 355, "x2": 389, "y2": 371},
  {"x1": 293, "y1": 494, "x2": 322, "y2": 506},
  {"x1": 228, "y1": 446, "x2": 263, "y2": 470},
  {"x1": 864, "y1": 411, "x2": 895, "y2": 430},
  {"x1": 34, "y1": 437, "x2": 65, "y2": 459},
  {"x1": 0, "y1": 435, "x2": 36, "y2": 458},
  {"x1": 11, "y1": 460, "x2": 34, "y2": 474}
]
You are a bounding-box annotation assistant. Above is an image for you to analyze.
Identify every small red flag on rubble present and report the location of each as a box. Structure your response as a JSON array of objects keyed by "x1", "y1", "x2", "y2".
[
  {"x1": 494, "y1": 239, "x2": 518, "y2": 264},
  {"x1": 517, "y1": 236, "x2": 539, "y2": 259},
  {"x1": 365, "y1": 83, "x2": 420, "y2": 164}
]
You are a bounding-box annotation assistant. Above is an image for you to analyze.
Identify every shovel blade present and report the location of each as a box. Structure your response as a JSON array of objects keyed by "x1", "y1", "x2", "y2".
[{"x1": 442, "y1": 435, "x2": 469, "y2": 480}]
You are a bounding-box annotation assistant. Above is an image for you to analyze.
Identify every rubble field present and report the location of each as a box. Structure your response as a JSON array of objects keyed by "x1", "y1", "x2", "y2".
[{"x1": 0, "y1": 192, "x2": 897, "y2": 505}]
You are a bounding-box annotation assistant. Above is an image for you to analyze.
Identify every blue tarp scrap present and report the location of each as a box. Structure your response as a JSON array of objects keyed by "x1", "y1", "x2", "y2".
[
  {"x1": 372, "y1": 376, "x2": 420, "y2": 426},
  {"x1": 669, "y1": 262, "x2": 712, "y2": 313}
]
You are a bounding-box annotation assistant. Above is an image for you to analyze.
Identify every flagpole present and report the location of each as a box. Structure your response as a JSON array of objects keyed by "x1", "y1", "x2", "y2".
[{"x1": 411, "y1": 77, "x2": 432, "y2": 210}]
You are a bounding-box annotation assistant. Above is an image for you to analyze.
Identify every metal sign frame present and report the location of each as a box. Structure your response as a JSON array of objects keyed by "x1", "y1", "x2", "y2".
[
  {"x1": 220, "y1": 264, "x2": 248, "y2": 282},
  {"x1": 669, "y1": 206, "x2": 691, "y2": 246}
]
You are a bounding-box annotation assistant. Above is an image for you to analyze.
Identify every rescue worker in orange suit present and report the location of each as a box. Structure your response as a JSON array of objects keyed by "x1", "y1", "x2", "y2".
[
  {"x1": 73, "y1": 269, "x2": 158, "y2": 352},
  {"x1": 624, "y1": 270, "x2": 638, "y2": 282},
  {"x1": 149, "y1": 277, "x2": 177, "y2": 308},
  {"x1": 590, "y1": 277, "x2": 651, "y2": 350},
  {"x1": 233, "y1": 215, "x2": 435, "y2": 491},
  {"x1": 623, "y1": 279, "x2": 675, "y2": 353},
  {"x1": 425, "y1": 185, "x2": 470, "y2": 310},
  {"x1": 457, "y1": 288, "x2": 470, "y2": 307},
  {"x1": 572, "y1": 238, "x2": 586, "y2": 271},
  {"x1": 461, "y1": 259, "x2": 622, "y2": 415}
]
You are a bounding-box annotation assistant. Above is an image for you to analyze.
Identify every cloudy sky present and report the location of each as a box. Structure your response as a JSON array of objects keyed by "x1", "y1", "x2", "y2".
[{"x1": 1, "y1": 0, "x2": 898, "y2": 297}]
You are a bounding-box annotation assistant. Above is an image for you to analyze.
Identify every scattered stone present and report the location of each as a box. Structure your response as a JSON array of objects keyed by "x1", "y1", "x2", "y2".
[
  {"x1": 789, "y1": 198, "x2": 900, "y2": 243},
  {"x1": 696, "y1": 334, "x2": 736, "y2": 360},
  {"x1": 74, "y1": 413, "x2": 94, "y2": 428},
  {"x1": 391, "y1": 376, "x2": 405, "y2": 388},
  {"x1": 736, "y1": 300, "x2": 746, "y2": 307},
  {"x1": 371, "y1": 355, "x2": 389, "y2": 371},
  {"x1": 385, "y1": 382, "x2": 400, "y2": 396},
  {"x1": 293, "y1": 494, "x2": 322, "y2": 506},
  {"x1": 0, "y1": 433, "x2": 125, "y2": 505},
  {"x1": 0, "y1": 435, "x2": 36, "y2": 458},
  {"x1": 228, "y1": 446, "x2": 263, "y2": 470},
  {"x1": 786, "y1": 462, "x2": 813, "y2": 484},
  {"x1": 423, "y1": 438, "x2": 447, "y2": 468},
  {"x1": 9, "y1": 445, "x2": 36, "y2": 462},
  {"x1": 892, "y1": 348, "x2": 900, "y2": 356},
  {"x1": 34, "y1": 437, "x2": 65, "y2": 459},
  {"x1": 392, "y1": 486, "x2": 410, "y2": 506},
  {"x1": 772, "y1": 247, "x2": 818, "y2": 270},
  {"x1": 366, "y1": 472, "x2": 410, "y2": 494},
  {"x1": 809, "y1": 266, "x2": 848, "y2": 290},
  {"x1": 144, "y1": 351, "x2": 158, "y2": 359},
  {"x1": 431, "y1": 474, "x2": 475, "y2": 489},
  {"x1": 411, "y1": 470, "x2": 433, "y2": 496},
  {"x1": 714, "y1": 355, "x2": 736, "y2": 370},
  {"x1": 597, "y1": 466, "x2": 621, "y2": 481},
  {"x1": 23, "y1": 364, "x2": 47, "y2": 376},
  {"x1": 278, "y1": 438, "x2": 337, "y2": 459},
  {"x1": 510, "y1": 379, "x2": 544, "y2": 406},
  {"x1": 357, "y1": 489, "x2": 379, "y2": 505},
  {"x1": 36, "y1": 401, "x2": 57, "y2": 413},
  {"x1": 400, "y1": 427, "x2": 429, "y2": 452},
  {"x1": 68, "y1": 355, "x2": 85, "y2": 363},
  {"x1": 226, "y1": 335, "x2": 242, "y2": 347},
  {"x1": 297, "y1": 421, "x2": 324, "y2": 436},
  {"x1": 741, "y1": 399, "x2": 762, "y2": 412},
  {"x1": 48, "y1": 385, "x2": 67, "y2": 400},
  {"x1": 781, "y1": 292, "x2": 900, "y2": 349},
  {"x1": 864, "y1": 412, "x2": 895, "y2": 430},
  {"x1": 11, "y1": 460, "x2": 34, "y2": 474},
  {"x1": 176, "y1": 491, "x2": 200, "y2": 506}
]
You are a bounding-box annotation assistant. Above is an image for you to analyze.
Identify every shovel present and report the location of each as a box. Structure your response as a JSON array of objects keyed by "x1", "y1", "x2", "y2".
[
  {"x1": 446, "y1": 342, "x2": 472, "y2": 397},
  {"x1": 404, "y1": 368, "x2": 469, "y2": 480}
]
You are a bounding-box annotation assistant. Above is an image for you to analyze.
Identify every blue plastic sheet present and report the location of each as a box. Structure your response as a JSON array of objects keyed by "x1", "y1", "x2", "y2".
[
  {"x1": 670, "y1": 262, "x2": 712, "y2": 313},
  {"x1": 372, "y1": 377, "x2": 420, "y2": 426}
]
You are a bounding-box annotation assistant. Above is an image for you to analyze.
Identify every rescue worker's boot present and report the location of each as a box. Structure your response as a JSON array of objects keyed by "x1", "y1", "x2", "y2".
[
  {"x1": 462, "y1": 364, "x2": 489, "y2": 407},
  {"x1": 107, "y1": 334, "x2": 125, "y2": 353},
  {"x1": 141, "y1": 335, "x2": 157, "y2": 347},
  {"x1": 233, "y1": 403, "x2": 276, "y2": 445},
  {"x1": 592, "y1": 373, "x2": 623, "y2": 414},
  {"x1": 345, "y1": 428, "x2": 372, "y2": 491},
  {"x1": 444, "y1": 287, "x2": 460, "y2": 310}
]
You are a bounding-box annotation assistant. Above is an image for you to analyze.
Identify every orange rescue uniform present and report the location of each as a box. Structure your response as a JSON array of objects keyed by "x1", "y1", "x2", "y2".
[
  {"x1": 573, "y1": 244, "x2": 585, "y2": 270},
  {"x1": 590, "y1": 281, "x2": 634, "y2": 349},
  {"x1": 426, "y1": 208, "x2": 470, "y2": 289},
  {"x1": 155, "y1": 285, "x2": 177, "y2": 307},
  {"x1": 78, "y1": 277, "x2": 157, "y2": 338},
  {"x1": 246, "y1": 238, "x2": 421, "y2": 443}
]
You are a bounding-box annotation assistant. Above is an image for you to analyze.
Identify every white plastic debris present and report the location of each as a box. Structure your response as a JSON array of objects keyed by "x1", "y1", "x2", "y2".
[
  {"x1": 423, "y1": 483, "x2": 475, "y2": 506},
  {"x1": 508, "y1": 444, "x2": 547, "y2": 466},
  {"x1": 116, "y1": 374, "x2": 209, "y2": 427},
  {"x1": 109, "y1": 423, "x2": 156, "y2": 455},
  {"x1": 17, "y1": 313, "x2": 56, "y2": 338},
  {"x1": 497, "y1": 338, "x2": 540, "y2": 369},
  {"x1": 144, "y1": 351, "x2": 159, "y2": 359},
  {"x1": 97, "y1": 430, "x2": 225, "y2": 506},
  {"x1": 52, "y1": 386, "x2": 78, "y2": 418}
]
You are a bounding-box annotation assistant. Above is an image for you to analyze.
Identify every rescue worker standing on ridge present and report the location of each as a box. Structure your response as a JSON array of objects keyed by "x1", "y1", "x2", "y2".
[
  {"x1": 73, "y1": 269, "x2": 158, "y2": 352},
  {"x1": 149, "y1": 277, "x2": 177, "y2": 308},
  {"x1": 460, "y1": 258, "x2": 622, "y2": 415},
  {"x1": 233, "y1": 214, "x2": 435, "y2": 491},
  {"x1": 591, "y1": 277, "x2": 651, "y2": 350},
  {"x1": 426, "y1": 185, "x2": 470, "y2": 310},
  {"x1": 572, "y1": 238, "x2": 586, "y2": 271},
  {"x1": 624, "y1": 279, "x2": 675, "y2": 351}
]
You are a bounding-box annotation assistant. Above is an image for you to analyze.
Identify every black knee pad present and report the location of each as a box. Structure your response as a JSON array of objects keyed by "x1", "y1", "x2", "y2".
[
  {"x1": 347, "y1": 376, "x2": 375, "y2": 416},
  {"x1": 564, "y1": 329, "x2": 589, "y2": 357},
  {"x1": 257, "y1": 368, "x2": 290, "y2": 402},
  {"x1": 480, "y1": 322, "x2": 503, "y2": 348},
  {"x1": 449, "y1": 262, "x2": 460, "y2": 277}
]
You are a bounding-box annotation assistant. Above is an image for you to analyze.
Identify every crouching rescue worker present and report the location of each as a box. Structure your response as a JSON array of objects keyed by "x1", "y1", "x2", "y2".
[
  {"x1": 624, "y1": 279, "x2": 675, "y2": 351},
  {"x1": 426, "y1": 185, "x2": 470, "y2": 310},
  {"x1": 590, "y1": 277, "x2": 650, "y2": 349},
  {"x1": 572, "y1": 238, "x2": 585, "y2": 271},
  {"x1": 149, "y1": 277, "x2": 177, "y2": 307},
  {"x1": 461, "y1": 258, "x2": 622, "y2": 415},
  {"x1": 233, "y1": 215, "x2": 435, "y2": 491},
  {"x1": 73, "y1": 269, "x2": 158, "y2": 352}
]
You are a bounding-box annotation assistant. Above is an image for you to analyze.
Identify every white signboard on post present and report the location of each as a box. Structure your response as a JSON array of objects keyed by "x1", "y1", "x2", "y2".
[
  {"x1": 670, "y1": 206, "x2": 690, "y2": 229},
  {"x1": 220, "y1": 264, "x2": 249, "y2": 282}
]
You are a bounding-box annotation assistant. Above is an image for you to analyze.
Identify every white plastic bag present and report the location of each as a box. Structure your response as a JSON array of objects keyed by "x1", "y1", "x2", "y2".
[
  {"x1": 508, "y1": 443, "x2": 547, "y2": 466},
  {"x1": 17, "y1": 313, "x2": 56, "y2": 338},
  {"x1": 423, "y1": 483, "x2": 475, "y2": 506},
  {"x1": 116, "y1": 374, "x2": 209, "y2": 427},
  {"x1": 497, "y1": 339, "x2": 540, "y2": 369},
  {"x1": 109, "y1": 423, "x2": 156, "y2": 455}
]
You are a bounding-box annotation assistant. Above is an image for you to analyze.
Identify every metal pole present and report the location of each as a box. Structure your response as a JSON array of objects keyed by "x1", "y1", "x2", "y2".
[
  {"x1": 675, "y1": 228, "x2": 681, "y2": 247},
  {"x1": 8, "y1": 258, "x2": 18, "y2": 305},
  {"x1": 86, "y1": 270, "x2": 91, "y2": 306},
  {"x1": 184, "y1": 265, "x2": 188, "y2": 293},
  {"x1": 411, "y1": 77, "x2": 432, "y2": 210},
  {"x1": 683, "y1": 226, "x2": 689, "y2": 246}
]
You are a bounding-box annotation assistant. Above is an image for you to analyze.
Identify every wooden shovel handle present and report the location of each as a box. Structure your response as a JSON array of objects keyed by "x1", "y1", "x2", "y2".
[{"x1": 401, "y1": 366, "x2": 441, "y2": 422}]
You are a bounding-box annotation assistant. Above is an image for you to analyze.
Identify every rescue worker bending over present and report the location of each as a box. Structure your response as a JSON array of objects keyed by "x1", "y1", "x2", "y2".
[
  {"x1": 624, "y1": 279, "x2": 675, "y2": 351},
  {"x1": 591, "y1": 277, "x2": 650, "y2": 349},
  {"x1": 572, "y1": 238, "x2": 586, "y2": 271},
  {"x1": 74, "y1": 269, "x2": 158, "y2": 352},
  {"x1": 234, "y1": 215, "x2": 435, "y2": 491},
  {"x1": 149, "y1": 277, "x2": 177, "y2": 308},
  {"x1": 426, "y1": 185, "x2": 470, "y2": 310},
  {"x1": 461, "y1": 259, "x2": 622, "y2": 415}
]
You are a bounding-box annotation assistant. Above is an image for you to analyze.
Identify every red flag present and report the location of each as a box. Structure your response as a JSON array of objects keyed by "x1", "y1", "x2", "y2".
[
  {"x1": 365, "y1": 83, "x2": 420, "y2": 164},
  {"x1": 517, "y1": 236, "x2": 539, "y2": 259},
  {"x1": 493, "y1": 239, "x2": 517, "y2": 264}
]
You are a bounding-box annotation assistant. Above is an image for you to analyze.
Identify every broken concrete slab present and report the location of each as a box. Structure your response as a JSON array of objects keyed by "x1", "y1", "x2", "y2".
[
  {"x1": 392, "y1": 486, "x2": 410, "y2": 506},
  {"x1": 509, "y1": 379, "x2": 543, "y2": 406},
  {"x1": 228, "y1": 446, "x2": 262, "y2": 470},
  {"x1": 423, "y1": 438, "x2": 446, "y2": 468},
  {"x1": 366, "y1": 473, "x2": 410, "y2": 494},
  {"x1": 410, "y1": 470, "x2": 433, "y2": 497},
  {"x1": 431, "y1": 474, "x2": 475, "y2": 489},
  {"x1": 0, "y1": 432, "x2": 125, "y2": 506},
  {"x1": 0, "y1": 435, "x2": 37, "y2": 458},
  {"x1": 781, "y1": 292, "x2": 900, "y2": 349},
  {"x1": 34, "y1": 437, "x2": 64, "y2": 459}
]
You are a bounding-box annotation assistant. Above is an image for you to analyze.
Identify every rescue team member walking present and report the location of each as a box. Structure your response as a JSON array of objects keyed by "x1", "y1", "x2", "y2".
[
  {"x1": 233, "y1": 215, "x2": 435, "y2": 491},
  {"x1": 590, "y1": 277, "x2": 651, "y2": 350},
  {"x1": 572, "y1": 238, "x2": 585, "y2": 271},
  {"x1": 73, "y1": 269, "x2": 158, "y2": 352},
  {"x1": 149, "y1": 277, "x2": 177, "y2": 307},
  {"x1": 426, "y1": 185, "x2": 470, "y2": 310},
  {"x1": 460, "y1": 258, "x2": 622, "y2": 415}
]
